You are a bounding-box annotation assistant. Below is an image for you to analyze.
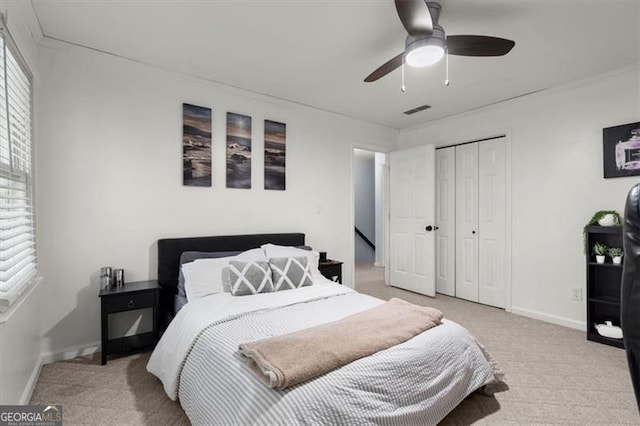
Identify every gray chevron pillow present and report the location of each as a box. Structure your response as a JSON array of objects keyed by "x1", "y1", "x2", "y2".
[
  {"x1": 228, "y1": 260, "x2": 274, "y2": 296},
  {"x1": 269, "y1": 257, "x2": 313, "y2": 291}
]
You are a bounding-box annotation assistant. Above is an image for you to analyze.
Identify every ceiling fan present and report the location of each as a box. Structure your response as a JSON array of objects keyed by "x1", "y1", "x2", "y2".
[{"x1": 364, "y1": 0, "x2": 515, "y2": 82}]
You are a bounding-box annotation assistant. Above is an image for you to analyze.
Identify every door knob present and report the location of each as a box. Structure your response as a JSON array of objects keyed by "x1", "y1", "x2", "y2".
[
  {"x1": 425, "y1": 225, "x2": 433, "y2": 231},
  {"x1": 434, "y1": 226, "x2": 439, "y2": 230},
  {"x1": 472, "y1": 230, "x2": 476, "y2": 234}
]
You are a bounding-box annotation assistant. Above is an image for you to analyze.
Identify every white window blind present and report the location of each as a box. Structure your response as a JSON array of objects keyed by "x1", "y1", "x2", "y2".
[{"x1": 0, "y1": 18, "x2": 36, "y2": 311}]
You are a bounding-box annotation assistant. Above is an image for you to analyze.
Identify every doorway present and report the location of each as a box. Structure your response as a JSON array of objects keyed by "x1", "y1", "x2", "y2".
[{"x1": 353, "y1": 148, "x2": 386, "y2": 291}]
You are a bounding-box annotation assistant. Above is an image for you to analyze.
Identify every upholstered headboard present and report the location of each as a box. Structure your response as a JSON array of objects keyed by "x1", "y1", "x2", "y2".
[{"x1": 156, "y1": 233, "x2": 305, "y2": 328}]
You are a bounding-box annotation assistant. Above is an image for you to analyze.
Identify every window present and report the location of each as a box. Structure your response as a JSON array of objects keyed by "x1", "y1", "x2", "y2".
[{"x1": 0, "y1": 18, "x2": 36, "y2": 311}]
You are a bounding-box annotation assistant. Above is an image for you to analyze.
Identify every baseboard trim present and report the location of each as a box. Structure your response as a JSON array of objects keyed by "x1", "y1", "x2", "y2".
[
  {"x1": 511, "y1": 306, "x2": 586, "y2": 331},
  {"x1": 40, "y1": 341, "x2": 101, "y2": 366},
  {"x1": 18, "y1": 355, "x2": 43, "y2": 405},
  {"x1": 18, "y1": 341, "x2": 101, "y2": 404}
]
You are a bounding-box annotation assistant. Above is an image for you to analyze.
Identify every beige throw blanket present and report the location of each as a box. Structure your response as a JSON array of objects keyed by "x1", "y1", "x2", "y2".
[{"x1": 238, "y1": 298, "x2": 443, "y2": 390}]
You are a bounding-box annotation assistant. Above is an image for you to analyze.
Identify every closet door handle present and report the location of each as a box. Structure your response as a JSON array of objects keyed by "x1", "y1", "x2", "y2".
[
  {"x1": 472, "y1": 230, "x2": 476, "y2": 234},
  {"x1": 425, "y1": 226, "x2": 433, "y2": 232}
]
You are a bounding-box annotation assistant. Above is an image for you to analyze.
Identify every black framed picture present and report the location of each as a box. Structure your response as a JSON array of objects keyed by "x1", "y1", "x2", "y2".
[
  {"x1": 226, "y1": 112, "x2": 252, "y2": 189},
  {"x1": 603, "y1": 121, "x2": 640, "y2": 178},
  {"x1": 264, "y1": 120, "x2": 286, "y2": 190},
  {"x1": 182, "y1": 103, "x2": 212, "y2": 187}
]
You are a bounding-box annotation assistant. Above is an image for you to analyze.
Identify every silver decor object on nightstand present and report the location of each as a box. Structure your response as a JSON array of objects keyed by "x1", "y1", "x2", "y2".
[
  {"x1": 114, "y1": 269, "x2": 125, "y2": 287},
  {"x1": 100, "y1": 266, "x2": 113, "y2": 289}
]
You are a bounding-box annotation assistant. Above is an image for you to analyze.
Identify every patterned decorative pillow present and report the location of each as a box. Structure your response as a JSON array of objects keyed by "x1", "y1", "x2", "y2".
[
  {"x1": 228, "y1": 260, "x2": 274, "y2": 296},
  {"x1": 269, "y1": 257, "x2": 313, "y2": 291}
]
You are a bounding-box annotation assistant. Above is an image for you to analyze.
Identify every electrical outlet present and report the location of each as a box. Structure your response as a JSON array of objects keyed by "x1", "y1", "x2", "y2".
[{"x1": 572, "y1": 288, "x2": 583, "y2": 301}]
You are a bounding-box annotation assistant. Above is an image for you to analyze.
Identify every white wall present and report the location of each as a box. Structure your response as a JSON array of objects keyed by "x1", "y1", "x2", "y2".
[
  {"x1": 0, "y1": 284, "x2": 44, "y2": 404},
  {"x1": 354, "y1": 149, "x2": 375, "y2": 264},
  {"x1": 399, "y1": 66, "x2": 640, "y2": 329},
  {"x1": 0, "y1": 1, "x2": 43, "y2": 404},
  {"x1": 35, "y1": 39, "x2": 397, "y2": 356}
]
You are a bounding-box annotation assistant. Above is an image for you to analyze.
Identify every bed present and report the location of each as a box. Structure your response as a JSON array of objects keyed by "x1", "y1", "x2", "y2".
[{"x1": 147, "y1": 233, "x2": 503, "y2": 425}]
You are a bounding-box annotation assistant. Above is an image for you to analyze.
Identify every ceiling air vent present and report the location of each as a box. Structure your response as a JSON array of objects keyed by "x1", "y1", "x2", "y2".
[{"x1": 403, "y1": 104, "x2": 431, "y2": 115}]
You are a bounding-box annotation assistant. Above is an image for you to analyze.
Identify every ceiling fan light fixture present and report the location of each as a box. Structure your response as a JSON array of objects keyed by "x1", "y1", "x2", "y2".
[
  {"x1": 404, "y1": 29, "x2": 445, "y2": 68},
  {"x1": 405, "y1": 43, "x2": 444, "y2": 67}
]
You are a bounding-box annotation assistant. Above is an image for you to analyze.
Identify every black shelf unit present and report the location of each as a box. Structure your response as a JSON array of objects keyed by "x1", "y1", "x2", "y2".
[{"x1": 585, "y1": 225, "x2": 624, "y2": 349}]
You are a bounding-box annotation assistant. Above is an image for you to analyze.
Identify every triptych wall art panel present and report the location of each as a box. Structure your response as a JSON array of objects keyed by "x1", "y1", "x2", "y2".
[
  {"x1": 226, "y1": 112, "x2": 252, "y2": 189},
  {"x1": 181, "y1": 104, "x2": 286, "y2": 189},
  {"x1": 264, "y1": 120, "x2": 286, "y2": 191},
  {"x1": 603, "y1": 121, "x2": 640, "y2": 179},
  {"x1": 182, "y1": 103, "x2": 212, "y2": 187}
]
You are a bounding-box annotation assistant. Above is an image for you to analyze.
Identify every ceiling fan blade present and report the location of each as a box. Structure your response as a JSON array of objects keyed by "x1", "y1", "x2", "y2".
[
  {"x1": 364, "y1": 53, "x2": 405, "y2": 82},
  {"x1": 446, "y1": 35, "x2": 515, "y2": 57},
  {"x1": 395, "y1": 0, "x2": 433, "y2": 36}
]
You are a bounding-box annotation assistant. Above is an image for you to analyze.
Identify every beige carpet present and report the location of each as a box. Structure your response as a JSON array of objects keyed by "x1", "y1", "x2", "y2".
[
  {"x1": 356, "y1": 264, "x2": 638, "y2": 425},
  {"x1": 30, "y1": 265, "x2": 639, "y2": 425}
]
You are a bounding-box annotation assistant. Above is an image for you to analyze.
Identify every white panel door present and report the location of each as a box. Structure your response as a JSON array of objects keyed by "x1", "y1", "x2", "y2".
[
  {"x1": 389, "y1": 145, "x2": 436, "y2": 296},
  {"x1": 455, "y1": 143, "x2": 479, "y2": 302},
  {"x1": 478, "y1": 138, "x2": 506, "y2": 308},
  {"x1": 435, "y1": 147, "x2": 455, "y2": 296}
]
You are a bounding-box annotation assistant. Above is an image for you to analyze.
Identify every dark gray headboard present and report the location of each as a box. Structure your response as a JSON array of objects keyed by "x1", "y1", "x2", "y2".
[{"x1": 157, "y1": 233, "x2": 305, "y2": 328}]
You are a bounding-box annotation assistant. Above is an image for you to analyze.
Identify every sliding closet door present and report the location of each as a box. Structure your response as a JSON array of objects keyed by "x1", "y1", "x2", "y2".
[
  {"x1": 455, "y1": 143, "x2": 479, "y2": 302},
  {"x1": 436, "y1": 147, "x2": 455, "y2": 296},
  {"x1": 478, "y1": 138, "x2": 507, "y2": 308}
]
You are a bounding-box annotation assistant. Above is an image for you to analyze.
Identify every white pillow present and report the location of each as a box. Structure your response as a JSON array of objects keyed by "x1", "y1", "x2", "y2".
[
  {"x1": 261, "y1": 244, "x2": 322, "y2": 279},
  {"x1": 183, "y1": 248, "x2": 267, "y2": 301}
]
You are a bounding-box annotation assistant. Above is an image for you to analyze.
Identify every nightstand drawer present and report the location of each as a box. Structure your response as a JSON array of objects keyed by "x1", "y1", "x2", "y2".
[{"x1": 105, "y1": 292, "x2": 155, "y2": 313}]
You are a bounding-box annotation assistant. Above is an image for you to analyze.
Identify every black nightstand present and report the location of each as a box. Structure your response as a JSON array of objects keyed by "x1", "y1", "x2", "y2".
[
  {"x1": 319, "y1": 260, "x2": 343, "y2": 284},
  {"x1": 99, "y1": 280, "x2": 160, "y2": 365}
]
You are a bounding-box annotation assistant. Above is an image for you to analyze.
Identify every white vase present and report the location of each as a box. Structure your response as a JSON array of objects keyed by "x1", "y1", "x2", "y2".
[
  {"x1": 598, "y1": 214, "x2": 617, "y2": 227},
  {"x1": 613, "y1": 256, "x2": 623, "y2": 265},
  {"x1": 596, "y1": 255, "x2": 606, "y2": 263}
]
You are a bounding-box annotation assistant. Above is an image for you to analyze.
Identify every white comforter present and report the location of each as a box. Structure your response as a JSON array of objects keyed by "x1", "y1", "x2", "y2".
[
  {"x1": 148, "y1": 280, "x2": 502, "y2": 425},
  {"x1": 148, "y1": 280, "x2": 354, "y2": 399}
]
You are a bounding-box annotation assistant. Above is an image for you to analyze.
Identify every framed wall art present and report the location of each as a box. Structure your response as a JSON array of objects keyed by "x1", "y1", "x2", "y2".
[
  {"x1": 264, "y1": 119, "x2": 286, "y2": 190},
  {"x1": 603, "y1": 121, "x2": 640, "y2": 178},
  {"x1": 226, "y1": 112, "x2": 252, "y2": 189},
  {"x1": 182, "y1": 103, "x2": 212, "y2": 187}
]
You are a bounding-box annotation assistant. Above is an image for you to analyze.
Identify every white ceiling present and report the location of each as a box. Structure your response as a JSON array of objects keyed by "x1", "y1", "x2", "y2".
[{"x1": 31, "y1": 0, "x2": 640, "y2": 130}]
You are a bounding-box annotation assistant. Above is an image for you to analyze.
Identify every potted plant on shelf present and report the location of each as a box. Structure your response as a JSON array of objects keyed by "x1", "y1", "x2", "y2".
[
  {"x1": 608, "y1": 247, "x2": 624, "y2": 265},
  {"x1": 592, "y1": 242, "x2": 608, "y2": 263},
  {"x1": 593, "y1": 211, "x2": 621, "y2": 227},
  {"x1": 583, "y1": 210, "x2": 622, "y2": 253}
]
